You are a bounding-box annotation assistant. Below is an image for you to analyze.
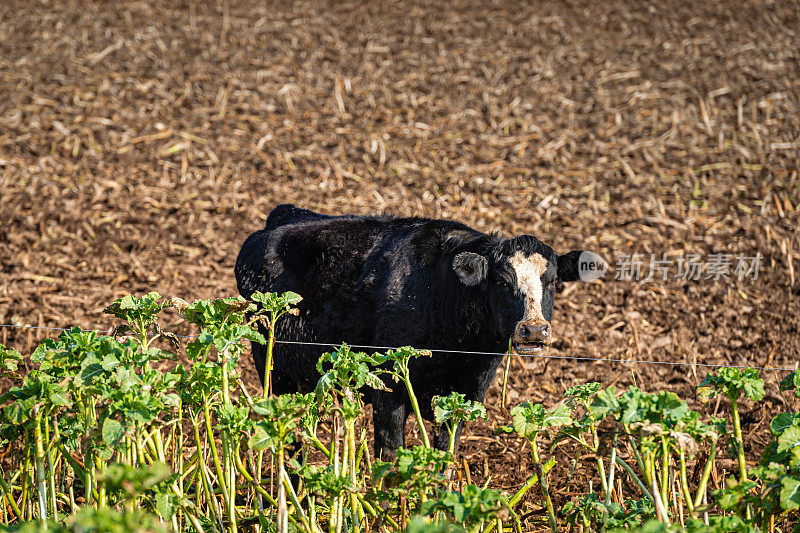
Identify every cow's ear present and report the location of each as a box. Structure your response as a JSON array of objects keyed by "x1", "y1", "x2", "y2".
[
  {"x1": 453, "y1": 252, "x2": 488, "y2": 286},
  {"x1": 558, "y1": 250, "x2": 606, "y2": 282}
]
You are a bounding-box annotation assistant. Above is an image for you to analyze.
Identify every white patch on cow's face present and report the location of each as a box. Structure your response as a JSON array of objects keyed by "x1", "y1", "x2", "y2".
[{"x1": 509, "y1": 252, "x2": 549, "y2": 323}]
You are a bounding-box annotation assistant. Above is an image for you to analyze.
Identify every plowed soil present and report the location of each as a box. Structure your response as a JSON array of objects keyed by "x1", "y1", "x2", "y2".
[{"x1": 1, "y1": 0, "x2": 799, "y2": 528}]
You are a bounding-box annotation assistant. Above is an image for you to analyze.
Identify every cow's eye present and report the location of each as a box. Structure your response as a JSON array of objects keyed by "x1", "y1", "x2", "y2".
[{"x1": 546, "y1": 279, "x2": 562, "y2": 292}]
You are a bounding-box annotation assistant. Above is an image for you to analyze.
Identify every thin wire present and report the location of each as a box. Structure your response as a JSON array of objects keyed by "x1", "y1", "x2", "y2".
[
  {"x1": 0, "y1": 324, "x2": 199, "y2": 338},
  {"x1": 272, "y1": 339, "x2": 796, "y2": 372},
  {"x1": 1, "y1": 323, "x2": 795, "y2": 373}
]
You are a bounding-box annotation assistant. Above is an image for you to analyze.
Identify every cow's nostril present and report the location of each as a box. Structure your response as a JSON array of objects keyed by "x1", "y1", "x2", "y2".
[
  {"x1": 529, "y1": 322, "x2": 550, "y2": 341},
  {"x1": 519, "y1": 324, "x2": 530, "y2": 338}
]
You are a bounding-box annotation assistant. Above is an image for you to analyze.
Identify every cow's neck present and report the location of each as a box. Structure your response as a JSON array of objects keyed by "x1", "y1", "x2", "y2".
[{"x1": 429, "y1": 285, "x2": 507, "y2": 354}]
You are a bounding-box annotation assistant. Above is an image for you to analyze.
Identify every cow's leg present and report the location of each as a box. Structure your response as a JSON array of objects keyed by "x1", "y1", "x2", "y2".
[
  {"x1": 373, "y1": 391, "x2": 407, "y2": 461},
  {"x1": 267, "y1": 354, "x2": 307, "y2": 488},
  {"x1": 251, "y1": 341, "x2": 267, "y2": 386},
  {"x1": 432, "y1": 422, "x2": 465, "y2": 454}
]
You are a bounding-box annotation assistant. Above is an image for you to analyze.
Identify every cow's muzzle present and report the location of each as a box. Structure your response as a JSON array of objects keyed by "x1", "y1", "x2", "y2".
[{"x1": 510, "y1": 320, "x2": 550, "y2": 355}]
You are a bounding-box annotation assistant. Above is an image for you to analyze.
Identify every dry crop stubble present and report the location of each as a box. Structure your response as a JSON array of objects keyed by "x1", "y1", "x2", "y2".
[{"x1": 1, "y1": 0, "x2": 799, "y2": 523}]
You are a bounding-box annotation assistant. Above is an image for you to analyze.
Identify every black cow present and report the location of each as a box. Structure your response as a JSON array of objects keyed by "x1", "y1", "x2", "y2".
[{"x1": 235, "y1": 204, "x2": 598, "y2": 459}]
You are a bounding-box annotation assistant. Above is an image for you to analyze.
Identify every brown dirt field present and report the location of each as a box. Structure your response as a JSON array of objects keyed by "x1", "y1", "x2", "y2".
[{"x1": 1, "y1": 0, "x2": 799, "y2": 528}]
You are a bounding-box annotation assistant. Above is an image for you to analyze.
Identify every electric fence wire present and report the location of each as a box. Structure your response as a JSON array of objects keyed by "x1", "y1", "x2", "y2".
[{"x1": 0, "y1": 323, "x2": 795, "y2": 373}]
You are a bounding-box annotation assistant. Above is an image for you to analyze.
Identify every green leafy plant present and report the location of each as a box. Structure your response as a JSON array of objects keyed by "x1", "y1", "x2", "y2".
[
  {"x1": 421, "y1": 485, "x2": 505, "y2": 532},
  {"x1": 563, "y1": 493, "x2": 653, "y2": 531},
  {"x1": 381, "y1": 346, "x2": 434, "y2": 448},
  {"x1": 1, "y1": 291, "x2": 797, "y2": 533},
  {"x1": 510, "y1": 401, "x2": 572, "y2": 532},
  {"x1": 249, "y1": 291, "x2": 302, "y2": 397},
  {"x1": 433, "y1": 392, "x2": 487, "y2": 455},
  {"x1": 698, "y1": 367, "x2": 764, "y2": 484}
]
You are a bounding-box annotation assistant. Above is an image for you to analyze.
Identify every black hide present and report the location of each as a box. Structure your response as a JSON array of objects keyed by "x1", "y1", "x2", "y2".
[{"x1": 235, "y1": 204, "x2": 584, "y2": 458}]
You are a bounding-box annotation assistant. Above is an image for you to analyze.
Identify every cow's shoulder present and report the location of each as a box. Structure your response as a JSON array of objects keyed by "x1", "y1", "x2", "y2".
[
  {"x1": 390, "y1": 218, "x2": 494, "y2": 266},
  {"x1": 264, "y1": 204, "x2": 332, "y2": 230}
]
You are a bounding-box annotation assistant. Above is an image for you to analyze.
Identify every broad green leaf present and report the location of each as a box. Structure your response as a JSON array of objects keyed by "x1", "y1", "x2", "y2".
[
  {"x1": 511, "y1": 402, "x2": 571, "y2": 440},
  {"x1": 162, "y1": 393, "x2": 180, "y2": 409},
  {"x1": 714, "y1": 477, "x2": 757, "y2": 510},
  {"x1": 48, "y1": 387, "x2": 72, "y2": 407},
  {"x1": 155, "y1": 492, "x2": 176, "y2": 520},
  {"x1": 67, "y1": 507, "x2": 167, "y2": 532},
  {"x1": 698, "y1": 367, "x2": 764, "y2": 402},
  {"x1": 251, "y1": 291, "x2": 303, "y2": 313},
  {"x1": 0, "y1": 344, "x2": 23, "y2": 373},
  {"x1": 4, "y1": 396, "x2": 35, "y2": 425},
  {"x1": 364, "y1": 372, "x2": 390, "y2": 392},
  {"x1": 771, "y1": 412, "x2": 800, "y2": 436},
  {"x1": 542, "y1": 403, "x2": 572, "y2": 428},
  {"x1": 511, "y1": 402, "x2": 545, "y2": 439},
  {"x1": 778, "y1": 425, "x2": 800, "y2": 454},
  {"x1": 779, "y1": 371, "x2": 799, "y2": 396},
  {"x1": 781, "y1": 475, "x2": 800, "y2": 510},
  {"x1": 790, "y1": 447, "x2": 800, "y2": 470},
  {"x1": 79, "y1": 363, "x2": 105, "y2": 385},
  {"x1": 565, "y1": 382, "x2": 601, "y2": 406},
  {"x1": 103, "y1": 292, "x2": 164, "y2": 327},
  {"x1": 102, "y1": 418, "x2": 125, "y2": 447},
  {"x1": 433, "y1": 392, "x2": 486, "y2": 425},
  {"x1": 588, "y1": 386, "x2": 620, "y2": 420},
  {"x1": 31, "y1": 338, "x2": 58, "y2": 363},
  {"x1": 98, "y1": 462, "x2": 171, "y2": 497},
  {"x1": 248, "y1": 425, "x2": 275, "y2": 451}
]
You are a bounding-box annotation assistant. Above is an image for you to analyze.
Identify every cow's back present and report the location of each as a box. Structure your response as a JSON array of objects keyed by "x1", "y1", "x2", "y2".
[
  {"x1": 235, "y1": 204, "x2": 491, "y2": 395},
  {"x1": 236, "y1": 205, "x2": 392, "y2": 308}
]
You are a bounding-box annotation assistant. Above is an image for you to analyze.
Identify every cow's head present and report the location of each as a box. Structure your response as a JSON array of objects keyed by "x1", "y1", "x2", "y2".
[{"x1": 452, "y1": 235, "x2": 603, "y2": 355}]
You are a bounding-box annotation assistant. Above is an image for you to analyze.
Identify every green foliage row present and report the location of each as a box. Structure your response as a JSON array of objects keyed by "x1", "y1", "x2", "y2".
[{"x1": 0, "y1": 292, "x2": 797, "y2": 533}]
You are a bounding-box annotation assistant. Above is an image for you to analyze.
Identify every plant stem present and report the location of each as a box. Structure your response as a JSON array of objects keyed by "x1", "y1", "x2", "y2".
[
  {"x1": 730, "y1": 398, "x2": 747, "y2": 483},
  {"x1": 605, "y1": 428, "x2": 619, "y2": 507},
  {"x1": 566, "y1": 431, "x2": 652, "y2": 504},
  {"x1": 648, "y1": 452, "x2": 669, "y2": 525},
  {"x1": 220, "y1": 346, "x2": 237, "y2": 531},
  {"x1": 330, "y1": 414, "x2": 340, "y2": 533},
  {"x1": 400, "y1": 367, "x2": 430, "y2": 448},
  {"x1": 84, "y1": 440, "x2": 93, "y2": 509},
  {"x1": 591, "y1": 427, "x2": 609, "y2": 496},
  {"x1": 193, "y1": 418, "x2": 225, "y2": 532},
  {"x1": 624, "y1": 423, "x2": 647, "y2": 474},
  {"x1": 203, "y1": 401, "x2": 229, "y2": 500},
  {"x1": 282, "y1": 470, "x2": 319, "y2": 533},
  {"x1": 346, "y1": 417, "x2": 364, "y2": 527},
  {"x1": 693, "y1": 440, "x2": 716, "y2": 509},
  {"x1": 32, "y1": 411, "x2": 48, "y2": 520},
  {"x1": 730, "y1": 397, "x2": 753, "y2": 521},
  {"x1": 530, "y1": 439, "x2": 557, "y2": 533},
  {"x1": 0, "y1": 465, "x2": 23, "y2": 521},
  {"x1": 500, "y1": 350, "x2": 512, "y2": 409},
  {"x1": 482, "y1": 496, "x2": 523, "y2": 533},
  {"x1": 264, "y1": 317, "x2": 277, "y2": 398},
  {"x1": 45, "y1": 417, "x2": 58, "y2": 521},
  {"x1": 661, "y1": 437, "x2": 670, "y2": 512},
  {"x1": 177, "y1": 404, "x2": 184, "y2": 526},
  {"x1": 277, "y1": 442, "x2": 288, "y2": 533},
  {"x1": 613, "y1": 456, "x2": 654, "y2": 504},
  {"x1": 220, "y1": 433, "x2": 237, "y2": 533},
  {"x1": 232, "y1": 451, "x2": 282, "y2": 508},
  {"x1": 678, "y1": 448, "x2": 695, "y2": 518},
  {"x1": 306, "y1": 435, "x2": 332, "y2": 459},
  {"x1": 508, "y1": 471, "x2": 539, "y2": 509}
]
